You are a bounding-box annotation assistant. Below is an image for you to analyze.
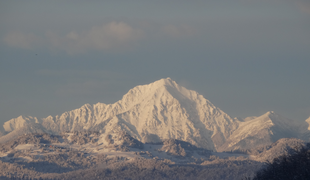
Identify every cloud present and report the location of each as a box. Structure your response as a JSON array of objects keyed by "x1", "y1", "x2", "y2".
[
  {"x1": 3, "y1": 21, "x2": 199, "y2": 54},
  {"x1": 4, "y1": 31, "x2": 41, "y2": 49},
  {"x1": 46, "y1": 22, "x2": 144, "y2": 54},
  {"x1": 51, "y1": 22, "x2": 196, "y2": 54},
  {"x1": 3, "y1": 22, "x2": 144, "y2": 54}
]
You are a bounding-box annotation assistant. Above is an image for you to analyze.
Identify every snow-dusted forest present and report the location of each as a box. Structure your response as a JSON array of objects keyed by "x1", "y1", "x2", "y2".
[{"x1": 1, "y1": 131, "x2": 308, "y2": 180}]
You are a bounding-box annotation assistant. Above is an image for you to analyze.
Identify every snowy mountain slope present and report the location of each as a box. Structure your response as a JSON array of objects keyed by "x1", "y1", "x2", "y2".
[
  {"x1": 243, "y1": 116, "x2": 258, "y2": 122},
  {"x1": 1, "y1": 78, "x2": 308, "y2": 152},
  {"x1": 0, "y1": 123, "x2": 48, "y2": 144},
  {"x1": 217, "y1": 111, "x2": 301, "y2": 151},
  {"x1": 3, "y1": 115, "x2": 41, "y2": 132},
  {"x1": 92, "y1": 78, "x2": 239, "y2": 150},
  {"x1": 0, "y1": 131, "x2": 5, "y2": 138}
]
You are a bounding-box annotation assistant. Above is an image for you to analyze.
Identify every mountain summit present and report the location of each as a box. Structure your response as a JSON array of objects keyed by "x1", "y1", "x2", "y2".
[{"x1": 1, "y1": 78, "x2": 308, "y2": 151}]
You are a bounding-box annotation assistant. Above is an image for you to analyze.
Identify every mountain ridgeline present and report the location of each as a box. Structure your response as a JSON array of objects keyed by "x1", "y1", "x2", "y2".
[{"x1": 1, "y1": 78, "x2": 309, "y2": 152}]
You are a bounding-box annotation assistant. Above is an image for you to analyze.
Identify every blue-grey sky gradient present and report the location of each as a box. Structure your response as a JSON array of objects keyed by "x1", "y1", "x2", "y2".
[{"x1": 1, "y1": 0, "x2": 310, "y2": 125}]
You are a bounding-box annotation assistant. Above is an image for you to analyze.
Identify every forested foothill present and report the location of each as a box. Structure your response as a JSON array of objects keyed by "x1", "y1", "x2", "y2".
[
  {"x1": 0, "y1": 132, "x2": 309, "y2": 180},
  {"x1": 249, "y1": 143, "x2": 310, "y2": 180}
]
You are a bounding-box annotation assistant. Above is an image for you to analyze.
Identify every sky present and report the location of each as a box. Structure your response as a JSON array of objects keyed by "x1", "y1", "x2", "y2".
[{"x1": 1, "y1": 0, "x2": 310, "y2": 125}]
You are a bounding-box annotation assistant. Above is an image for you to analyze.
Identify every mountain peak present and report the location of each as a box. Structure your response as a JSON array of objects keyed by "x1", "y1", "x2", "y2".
[
  {"x1": 261, "y1": 111, "x2": 287, "y2": 122},
  {"x1": 3, "y1": 115, "x2": 39, "y2": 132},
  {"x1": 265, "y1": 111, "x2": 275, "y2": 116},
  {"x1": 263, "y1": 111, "x2": 283, "y2": 120},
  {"x1": 152, "y1": 77, "x2": 177, "y2": 88},
  {"x1": 162, "y1": 77, "x2": 173, "y2": 82},
  {"x1": 119, "y1": 78, "x2": 174, "y2": 104},
  {"x1": 120, "y1": 77, "x2": 186, "y2": 105}
]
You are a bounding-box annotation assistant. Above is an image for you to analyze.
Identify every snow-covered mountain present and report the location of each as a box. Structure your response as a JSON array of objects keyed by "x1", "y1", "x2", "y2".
[
  {"x1": 1, "y1": 78, "x2": 309, "y2": 151},
  {"x1": 218, "y1": 111, "x2": 301, "y2": 151},
  {"x1": 3, "y1": 115, "x2": 41, "y2": 132},
  {"x1": 0, "y1": 123, "x2": 48, "y2": 144}
]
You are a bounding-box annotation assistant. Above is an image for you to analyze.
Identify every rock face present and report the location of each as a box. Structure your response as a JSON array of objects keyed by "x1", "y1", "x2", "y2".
[{"x1": 2, "y1": 78, "x2": 309, "y2": 151}]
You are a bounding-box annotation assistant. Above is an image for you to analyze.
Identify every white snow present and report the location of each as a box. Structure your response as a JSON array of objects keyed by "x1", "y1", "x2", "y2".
[{"x1": 15, "y1": 144, "x2": 35, "y2": 150}]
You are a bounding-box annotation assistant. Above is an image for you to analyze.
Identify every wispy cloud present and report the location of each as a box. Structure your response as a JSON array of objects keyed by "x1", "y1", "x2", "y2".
[
  {"x1": 4, "y1": 31, "x2": 41, "y2": 49},
  {"x1": 3, "y1": 22, "x2": 144, "y2": 54},
  {"x1": 46, "y1": 22, "x2": 144, "y2": 54},
  {"x1": 3, "y1": 21, "x2": 198, "y2": 54}
]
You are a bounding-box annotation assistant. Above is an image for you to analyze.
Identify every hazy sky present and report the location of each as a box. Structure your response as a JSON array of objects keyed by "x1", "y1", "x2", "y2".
[{"x1": 1, "y1": 0, "x2": 310, "y2": 125}]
